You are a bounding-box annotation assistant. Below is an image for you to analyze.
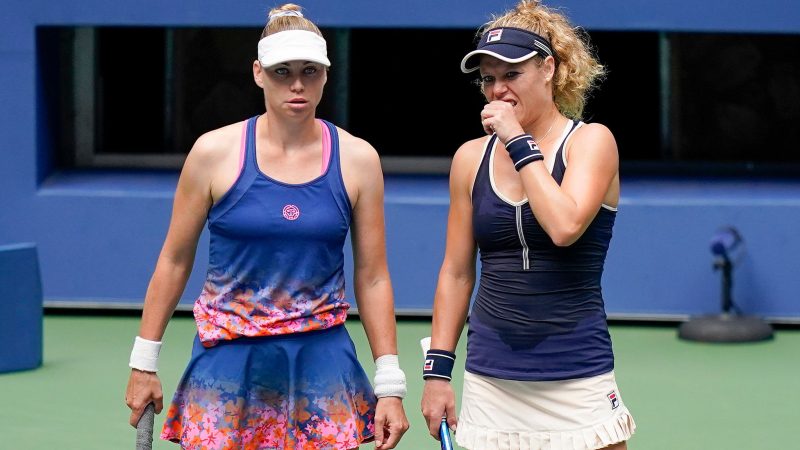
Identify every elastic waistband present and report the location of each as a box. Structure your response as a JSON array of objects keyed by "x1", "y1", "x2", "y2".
[{"x1": 201, "y1": 323, "x2": 347, "y2": 347}]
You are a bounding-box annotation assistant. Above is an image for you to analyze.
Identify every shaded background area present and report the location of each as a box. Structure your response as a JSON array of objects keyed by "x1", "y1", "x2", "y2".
[
  {"x1": 9, "y1": 1, "x2": 800, "y2": 320},
  {"x1": 5, "y1": 1, "x2": 800, "y2": 319}
]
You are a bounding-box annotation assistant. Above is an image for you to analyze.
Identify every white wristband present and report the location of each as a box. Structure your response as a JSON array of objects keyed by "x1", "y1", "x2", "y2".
[
  {"x1": 373, "y1": 354, "x2": 407, "y2": 399},
  {"x1": 129, "y1": 336, "x2": 162, "y2": 372}
]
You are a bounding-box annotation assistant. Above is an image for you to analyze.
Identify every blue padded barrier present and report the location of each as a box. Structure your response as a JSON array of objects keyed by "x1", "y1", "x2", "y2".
[{"x1": 0, "y1": 243, "x2": 43, "y2": 373}]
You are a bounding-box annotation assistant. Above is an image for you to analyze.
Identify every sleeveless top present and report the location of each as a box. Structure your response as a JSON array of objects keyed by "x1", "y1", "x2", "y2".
[
  {"x1": 193, "y1": 116, "x2": 352, "y2": 347},
  {"x1": 468, "y1": 120, "x2": 618, "y2": 381}
]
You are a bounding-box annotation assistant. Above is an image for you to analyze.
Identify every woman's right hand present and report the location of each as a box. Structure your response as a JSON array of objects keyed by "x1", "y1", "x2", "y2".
[
  {"x1": 125, "y1": 369, "x2": 164, "y2": 427},
  {"x1": 421, "y1": 378, "x2": 457, "y2": 440}
]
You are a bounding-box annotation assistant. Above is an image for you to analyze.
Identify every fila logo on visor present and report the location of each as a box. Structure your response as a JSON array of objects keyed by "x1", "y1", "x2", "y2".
[{"x1": 487, "y1": 29, "x2": 503, "y2": 42}]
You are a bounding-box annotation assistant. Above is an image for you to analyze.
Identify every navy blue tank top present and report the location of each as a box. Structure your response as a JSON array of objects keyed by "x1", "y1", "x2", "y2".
[
  {"x1": 467, "y1": 120, "x2": 617, "y2": 381},
  {"x1": 194, "y1": 116, "x2": 352, "y2": 347}
]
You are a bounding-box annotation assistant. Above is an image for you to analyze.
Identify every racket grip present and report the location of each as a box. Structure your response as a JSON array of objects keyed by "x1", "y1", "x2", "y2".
[
  {"x1": 439, "y1": 417, "x2": 454, "y2": 450},
  {"x1": 135, "y1": 403, "x2": 155, "y2": 450}
]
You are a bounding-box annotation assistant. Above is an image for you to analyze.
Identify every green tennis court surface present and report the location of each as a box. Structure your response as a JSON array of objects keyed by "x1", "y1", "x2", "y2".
[{"x1": 1, "y1": 316, "x2": 797, "y2": 449}]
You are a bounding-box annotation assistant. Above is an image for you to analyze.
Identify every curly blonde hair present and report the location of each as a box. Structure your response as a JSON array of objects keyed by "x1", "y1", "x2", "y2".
[
  {"x1": 261, "y1": 3, "x2": 322, "y2": 38},
  {"x1": 481, "y1": 0, "x2": 605, "y2": 119}
]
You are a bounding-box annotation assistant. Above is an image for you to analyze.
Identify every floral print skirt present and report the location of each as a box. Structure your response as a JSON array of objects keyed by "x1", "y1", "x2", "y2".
[{"x1": 162, "y1": 325, "x2": 376, "y2": 449}]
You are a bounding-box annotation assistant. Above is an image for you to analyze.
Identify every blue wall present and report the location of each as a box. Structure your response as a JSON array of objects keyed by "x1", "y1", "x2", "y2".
[
  {"x1": 2, "y1": 0, "x2": 800, "y2": 320},
  {"x1": 5, "y1": 0, "x2": 800, "y2": 32}
]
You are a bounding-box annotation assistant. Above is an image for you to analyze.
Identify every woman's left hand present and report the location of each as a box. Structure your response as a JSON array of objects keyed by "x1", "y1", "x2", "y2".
[
  {"x1": 481, "y1": 100, "x2": 525, "y2": 142},
  {"x1": 374, "y1": 396, "x2": 409, "y2": 449}
]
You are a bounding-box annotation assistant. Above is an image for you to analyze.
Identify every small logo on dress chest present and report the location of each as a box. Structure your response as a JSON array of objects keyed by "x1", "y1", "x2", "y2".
[{"x1": 282, "y1": 204, "x2": 300, "y2": 220}]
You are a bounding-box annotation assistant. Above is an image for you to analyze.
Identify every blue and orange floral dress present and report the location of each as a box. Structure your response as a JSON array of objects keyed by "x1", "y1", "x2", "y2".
[{"x1": 161, "y1": 116, "x2": 376, "y2": 449}]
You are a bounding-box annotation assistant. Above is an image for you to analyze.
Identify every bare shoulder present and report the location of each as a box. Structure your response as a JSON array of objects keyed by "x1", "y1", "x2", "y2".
[
  {"x1": 451, "y1": 136, "x2": 490, "y2": 179},
  {"x1": 335, "y1": 126, "x2": 381, "y2": 169},
  {"x1": 186, "y1": 121, "x2": 245, "y2": 166},
  {"x1": 571, "y1": 122, "x2": 617, "y2": 153},
  {"x1": 453, "y1": 136, "x2": 488, "y2": 166}
]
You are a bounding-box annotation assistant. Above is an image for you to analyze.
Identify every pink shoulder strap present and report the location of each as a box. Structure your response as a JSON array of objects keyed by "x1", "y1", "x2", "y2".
[{"x1": 320, "y1": 120, "x2": 331, "y2": 175}]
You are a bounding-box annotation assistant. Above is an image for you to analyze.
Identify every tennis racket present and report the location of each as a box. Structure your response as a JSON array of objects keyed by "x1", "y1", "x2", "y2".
[
  {"x1": 420, "y1": 337, "x2": 454, "y2": 450},
  {"x1": 135, "y1": 403, "x2": 155, "y2": 450}
]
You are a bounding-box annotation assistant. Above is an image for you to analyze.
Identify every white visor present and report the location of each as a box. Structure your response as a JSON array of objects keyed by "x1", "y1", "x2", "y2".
[{"x1": 258, "y1": 30, "x2": 331, "y2": 68}]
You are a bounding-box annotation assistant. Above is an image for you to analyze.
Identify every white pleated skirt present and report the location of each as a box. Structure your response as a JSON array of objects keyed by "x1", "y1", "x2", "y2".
[{"x1": 456, "y1": 370, "x2": 635, "y2": 450}]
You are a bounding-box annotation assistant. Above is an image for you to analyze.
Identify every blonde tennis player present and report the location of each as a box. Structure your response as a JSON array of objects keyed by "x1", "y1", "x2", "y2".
[
  {"x1": 421, "y1": 1, "x2": 636, "y2": 449},
  {"x1": 125, "y1": 4, "x2": 409, "y2": 449}
]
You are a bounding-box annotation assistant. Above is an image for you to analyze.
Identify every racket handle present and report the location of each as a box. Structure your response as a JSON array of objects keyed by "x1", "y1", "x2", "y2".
[
  {"x1": 439, "y1": 417, "x2": 454, "y2": 450},
  {"x1": 135, "y1": 403, "x2": 155, "y2": 450},
  {"x1": 420, "y1": 336, "x2": 431, "y2": 355}
]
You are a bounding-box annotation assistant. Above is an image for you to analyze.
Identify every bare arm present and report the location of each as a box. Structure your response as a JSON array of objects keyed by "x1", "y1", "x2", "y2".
[
  {"x1": 430, "y1": 141, "x2": 480, "y2": 352},
  {"x1": 342, "y1": 134, "x2": 408, "y2": 449},
  {"x1": 516, "y1": 123, "x2": 619, "y2": 246},
  {"x1": 422, "y1": 139, "x2": 481, "y2": 439},
  {"x1": 139, "y1": 138, "x2": 215, "y2": 340},
  {"x1": 482, "y1": 102, "x2": 619, "y2": 246},
  {"x1": 347, "y1": 142, "x2": 397, "y2": 359},
  {"x1": 126, "y1": 133, "x2": 217, "y2": 426}
]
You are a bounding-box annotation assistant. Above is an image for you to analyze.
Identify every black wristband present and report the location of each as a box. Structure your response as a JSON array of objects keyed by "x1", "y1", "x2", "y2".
[
  {"x1": 423, "y1": 349, "x2": 456, "y2": 381},
  {"x1": 504, "y1": 133, "x2": 544, "y2": 171}
]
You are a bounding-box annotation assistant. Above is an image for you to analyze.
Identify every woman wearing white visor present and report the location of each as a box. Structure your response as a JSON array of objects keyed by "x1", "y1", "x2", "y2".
[
  {"x1": 421, "y1": 1, "x2": 635, "y2": 449},
  {"x1": 125, "y1": 3, "x2": 409, "y2": 449}
]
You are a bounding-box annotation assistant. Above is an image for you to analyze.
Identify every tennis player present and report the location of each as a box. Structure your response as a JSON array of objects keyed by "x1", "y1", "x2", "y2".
[
  {"x1": 124, "y1": 4, "x2": 409, "y2": 449},
  {"x1": 420, "y1": 1, "x2": 636, "y2": 449}
]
